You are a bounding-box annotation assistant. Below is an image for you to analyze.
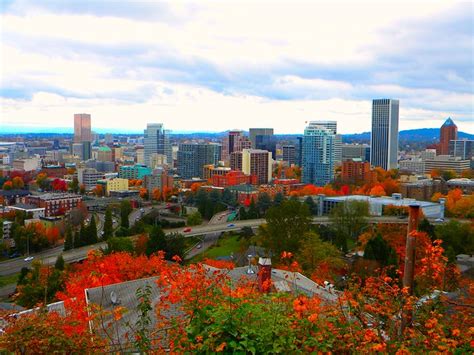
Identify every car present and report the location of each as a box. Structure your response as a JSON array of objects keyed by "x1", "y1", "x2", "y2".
[
  {"x1": 183, "y1": 227, "x2": 192, "y2": 233},
  {"x1": 227, "y1": 223, "x2": 235, "y2": 228},
  {"x1": 435, "y1": 218, "x2": 445, "y2": 222},
  {"x1": 9, "y1": 252, "x2": 20, "y2": 259},
  {"x1": 113, "y1": 219, "x2": 117, "y2": 223},
  {"x1": 196, "y1": 244, "x2": 202, "y2": 249},
  {"x1": 24, "y1": 256, "x2": 34, "y2": 262}
]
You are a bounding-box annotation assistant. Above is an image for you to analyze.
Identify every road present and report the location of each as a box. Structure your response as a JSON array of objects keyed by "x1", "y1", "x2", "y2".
[{"x1": 0, "y1": 215, "x2": 449, "y2": 276}]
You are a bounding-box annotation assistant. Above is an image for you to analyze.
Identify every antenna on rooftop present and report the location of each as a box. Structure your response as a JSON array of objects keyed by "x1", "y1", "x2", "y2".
[{"x1": 110, "y1": 291, "x2": 120, "y2": 305}]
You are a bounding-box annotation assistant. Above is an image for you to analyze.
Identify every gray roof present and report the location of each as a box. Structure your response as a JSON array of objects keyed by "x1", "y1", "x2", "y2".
[{"x1": 9, "y1": 203, "x2": 44, "y2": 211}]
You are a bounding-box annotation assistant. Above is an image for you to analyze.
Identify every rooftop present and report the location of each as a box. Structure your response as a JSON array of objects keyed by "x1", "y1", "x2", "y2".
[{"x1": 442, "y1": 117, "x2": 457, "y2": 127}]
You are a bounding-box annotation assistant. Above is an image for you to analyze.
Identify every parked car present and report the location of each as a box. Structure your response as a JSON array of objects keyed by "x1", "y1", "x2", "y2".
[
  {"x1": 435, "y1": 218, "x2": 445, "y2": 222},
  {"x1": 183, "y1": 227, "x2": 192, "y2": 233},
  {"x1": 227, "y1": 223, "x2": 235, "y2": 228},
  {"x1": 196, "y1": 244, "x2": 202, "y2": 249},
  {"x1": 24, "y1": 256, "x2": 34, "y2": 262}
]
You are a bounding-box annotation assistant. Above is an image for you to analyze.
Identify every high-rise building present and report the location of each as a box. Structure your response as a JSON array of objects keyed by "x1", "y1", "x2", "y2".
[
  {"x1": 232, "y1": 149, "x2": 272, "y2": 185},
  {"x1": 308, "y1": 121, "x2": 341, "y2": 165},
  {"x1": 439, "y1": 118, "x2": 458, "y2": 155},
  {"x1": 249, "y1": 128, "x2": 274, "y2": 148},
  {"x1": 302, "y1": 122, "x2": 335, "y2": 186},
  {"x1": 282, "y1": 145, "x2": 296, "y2": 165},
  {"x1": 370, "y1": 99, "x2": 399, "y2": 170},
  {"x1": 144, "y1": 123, "x2": 172, "y2": 168},
  {"x1": 449, "y1": 139, "x2": 472, "y2": 160},
  {"x1": 73, "y1": 113, "x2": 92, "y2": 143},
  {"x1": 222, "y1": 130, "x2": 249, "y2": 162},
  {"x1": 177, "y1": 143, "x2": 221, "y2": 179},
  {"x1": 296, "y1": 136, "x2": 303, "y2": 166}
]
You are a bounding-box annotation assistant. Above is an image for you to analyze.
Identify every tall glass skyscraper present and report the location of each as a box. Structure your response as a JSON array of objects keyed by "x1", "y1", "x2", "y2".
[
  {"x1": 177, "y1": 143, "x2": 221, "y2": 179},
  {"x1": 370, "y1": 99, "x2": 399, "y2": 170},
  {"x1": 144, "y1": 123, "x2": 172, "y2": 168},
  {"x1": 302, "y1": 122, "x2": 335, "y2": 186}
]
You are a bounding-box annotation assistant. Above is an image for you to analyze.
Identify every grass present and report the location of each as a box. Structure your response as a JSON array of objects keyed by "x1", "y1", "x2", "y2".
[
  {"x1": 0, "y1": 273, "x2": 19, "y2": 288},
  {"x1": 192, "y1": 234, "x2": 242, "y2": 262}
]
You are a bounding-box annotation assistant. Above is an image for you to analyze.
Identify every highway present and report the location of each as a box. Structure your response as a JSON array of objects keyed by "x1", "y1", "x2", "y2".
[{"x1": 0, "y1": 215, "x2": 448, "y2": 277}]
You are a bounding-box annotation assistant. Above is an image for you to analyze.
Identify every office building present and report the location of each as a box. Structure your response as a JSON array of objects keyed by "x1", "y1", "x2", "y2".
[
  {"x1": 342, "y1": 144, "x2": 370, "y2": 162},
  {"x1": 74, "y1": 113, "x2": 92, "y2": 143},
  {"x1": 249, "y1": 128, "x2": 274, "y2": 148},
  {"x1": 177, "y1": 143, "x2": 222, "y2": 179},
  {"x1": 82, "y1": 141, "x2": 92, "y2": 160},
  {"x1": 341, "y1": 159, "x2": 372, "y2": 183},
  {"x1": 203, "y1": 165, "x2": 231, "y2": 180},
  {"x1": 231, "y1": 149, "x2": 272, "y2": 185},
  {"x1": 149, "y1": 153, "x2": 167, "y2": 169},
  {"x1": 96, "y1": 146, "x2": 113, "y2": 162},
  {"x1": 76, "y1": 168, "x2": 104, "y2": 190},
  {"x1": 399, "y1": 159, "x2": 425, "y2": 174},
  {"x1": 449, "y1": 139, "x2": 473, "y2": 160},
  {"x1": 446, "y1": 178, "x2": 474, "y2": 194},
  {"x1": 119, "y1": 165, "x2": 152, "y2": 180},
  {"x1": 302, "y1": 122, "x2": 335, "y2": 186},
  {"x1": 296, "y1": 136, "x2": 303, "y2": 166},
  {"x1": 104, "y1": 178, "x2": 129, "y2": 196},
  {"x1": 420, "y1": 149, "x2": 437, "y2": 160},
  {"x1": 400, "y1": 179, "x2": 443, "y2": 201},
  {"x1": 144, "y1": 123, "x2": 171, "y2": 168},
  {"x1": 143, "y1": 169, "x2": 174, "y2": 195},
  {"x1": 282, "y1": 145, "x2": 296, "y2": 165},
  {"x1": 136, "y1": 148, "x2": 145, "y2": 165},
  {"x1": 424, "y1": 156, "x2": 470, "y2": 175},
  {"x1": 439, "y1": 117, "x2": 458, "y2": 155},
  {"x1": 370, "y1": 99, "x2": 399, "y2": 170},
  {"x1": 12, "y1": 156, "x2": 40, "y2": 172},
  {"x1": 222, "y1": 131, "x2": 248, "y2": 162}
]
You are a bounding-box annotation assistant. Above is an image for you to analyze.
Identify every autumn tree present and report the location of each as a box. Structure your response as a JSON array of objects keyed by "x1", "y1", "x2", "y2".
[
  {"x1": 151, "y1": 188, "x2": 161, "y2": 201},
  {"x1": 2, "y1": 181, "x2": 12, "y2": 190},
  {"x1": 11, "y1": 176, "x2": 24, "y2": 189},
  {"x1": 363, "y1": 234, "x2": 398, "y2": 268}
]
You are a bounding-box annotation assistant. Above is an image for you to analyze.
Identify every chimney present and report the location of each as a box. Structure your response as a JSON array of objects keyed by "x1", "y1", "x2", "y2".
[{"x1": 257, "y1": 257, "x2": 272, "y2": 293}]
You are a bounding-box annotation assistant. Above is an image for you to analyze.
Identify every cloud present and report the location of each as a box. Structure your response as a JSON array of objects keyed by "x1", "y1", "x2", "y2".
[{"x1": 0, "y1": 1, "x2": 472, "y2": 134}]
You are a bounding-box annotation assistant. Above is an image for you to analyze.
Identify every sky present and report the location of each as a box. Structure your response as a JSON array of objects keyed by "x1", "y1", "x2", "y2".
[{"x1": 0, "y1": 0, "x2": 473, "y2": 134}]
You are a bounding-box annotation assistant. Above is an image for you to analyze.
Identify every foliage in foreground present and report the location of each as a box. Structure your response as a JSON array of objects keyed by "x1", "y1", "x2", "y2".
[{"x1": 1, "y1": 241, "x2": 473, "y2": 353}]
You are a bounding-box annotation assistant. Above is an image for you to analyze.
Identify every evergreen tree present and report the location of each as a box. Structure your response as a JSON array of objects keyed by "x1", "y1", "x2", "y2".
[
  {"x1": 103, "y1": 207, "x2": 113, "y2": 240},
  {"x1": 120, "y1": 200, "x2": 132, "y2": 229},
  {"x1": 146, "y1": 226, "x2": 167, "y2": 256},
  {"x1": 87, "y1": 215, "x2": 98, "y2": 245},
  {"x1": 247, "y1": 198, "x2": 259, "y2": 219},
  {"x1": 418, "y1": 218, "x2": 436, "y2": 239},
  {"x1": 304, "y1": 196, "x2": 318, "y2": 215},
  {"x1": 256, "y1": 193, "x2": 272, "y2": 216},
  {"x1": 273, "y1": 192, "x2": 285, "y2": 206},
  {"x1": 364, "y1": 234, "x2": 397, "y2": 268},
  {"x1": 64, "y1": 225, "x2": 73, "y2": 251},
  {"x1": 54, "y1": 254, "x2": 65, "y2": 271},
  {"x1": 165, "y1": 233, "x2": 186, "y2": 261},
  {"x1": 79, "y1": 223, "x2": 87, "y2": 247},
  {"x1": 239, "y1": 207, "x2": 247, "y2": 220}
]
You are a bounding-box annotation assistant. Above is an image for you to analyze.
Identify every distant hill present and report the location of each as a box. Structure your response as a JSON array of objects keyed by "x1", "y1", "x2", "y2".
[{"x1": 343, "y1": 128, "x2": 474, "y2": 143}]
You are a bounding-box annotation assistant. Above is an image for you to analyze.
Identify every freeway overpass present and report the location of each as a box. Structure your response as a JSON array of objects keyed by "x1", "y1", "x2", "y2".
[{"x1": 0, "y1": 216, "x2": 448, "y2": 277}]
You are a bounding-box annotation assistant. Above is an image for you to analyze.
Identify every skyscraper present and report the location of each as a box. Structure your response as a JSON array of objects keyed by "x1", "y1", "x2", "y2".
[
  {"x1": 302, "y1": 122, "x2": 335, "y2": 186},
  {"x1": 144, "y1": 123, "x2": 172, "y2": 168},
  {"x1": 249, "y1": 128, "x2": 274, "y2": 148},
  {"x1": 177, "y1": 143, "x2": 221, "y2": 179},
  {"x1": 222, "y1": 130, "x2": 251, "y2": 162},
  {"x1": 308, "y1": 121, "x2": 341, "y2": 165},
  {"x1": 439, "y1": 117, "x2": 458, "y2": 155},
  {"x1": 370, "y1": 99, "x2": 399, "y2": 170},
  {"x1": 73, "y1": 113, "x2": 92, "y2": 143}
]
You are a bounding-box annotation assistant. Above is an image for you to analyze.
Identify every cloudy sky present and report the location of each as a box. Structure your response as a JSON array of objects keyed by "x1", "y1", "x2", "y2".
[{"x1": 1, "y1": 1, "x2": 473, "y2": 134}]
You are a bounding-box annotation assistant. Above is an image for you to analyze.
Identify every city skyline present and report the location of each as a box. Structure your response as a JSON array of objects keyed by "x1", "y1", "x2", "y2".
[{"x1": 1, "y1": 1, "x2": 473, "y2": 134}]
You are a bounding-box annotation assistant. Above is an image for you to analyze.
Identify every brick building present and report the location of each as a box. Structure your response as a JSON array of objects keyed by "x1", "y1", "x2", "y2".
[
  {"x1": 341, "y1": 159, "x2": 372, "y2": 183},
  {"x1": 25, "y1": 193, "x2": 82, "y2": 217},
  {"x1": 212, "y1": 170, "x2": 257, "y2": 188}
]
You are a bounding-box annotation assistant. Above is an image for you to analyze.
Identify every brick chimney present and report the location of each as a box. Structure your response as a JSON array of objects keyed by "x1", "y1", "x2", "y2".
[{"x1": 258, "y1": 257, "x2": 272, "y2": 293}]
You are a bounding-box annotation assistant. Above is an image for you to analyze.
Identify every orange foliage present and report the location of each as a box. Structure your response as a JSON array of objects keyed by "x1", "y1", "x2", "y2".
[
  {"x1": 139, "y1": 187, "x2": 148, "y2": 199},
  {"x1": 202, "y1": 258, "x2": 235, "y2": 269},
  {"x1": 152, "y1": 188, "x2": 161, "y2": 201},
  {"x1": 190, "y1": 182, "x2": 203, "y2": 193},
  {"x1": 369, "y1": 184, "x2": 386, "y2": 196}
]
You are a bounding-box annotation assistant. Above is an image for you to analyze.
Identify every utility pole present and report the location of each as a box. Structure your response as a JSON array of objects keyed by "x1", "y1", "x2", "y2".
[{"x1": 401, "y1": 204, "x2": 421, "y2": 333}]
